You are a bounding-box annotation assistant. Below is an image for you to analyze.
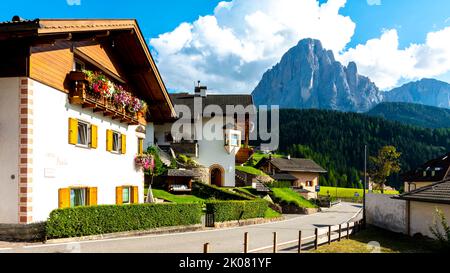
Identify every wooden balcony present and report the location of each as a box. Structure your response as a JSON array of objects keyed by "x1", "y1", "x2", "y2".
[
  {"x1": 236, "y1": 147, "x2": 254, "y2": 164},
  {"x1": 67, "y1": 71, "x2": 146, "y2": 125}
]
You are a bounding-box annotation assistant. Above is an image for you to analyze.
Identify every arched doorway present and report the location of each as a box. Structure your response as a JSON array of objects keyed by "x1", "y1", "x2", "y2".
[{"x1": 210, "y1": 165, "x2": 224, "y2": 187}]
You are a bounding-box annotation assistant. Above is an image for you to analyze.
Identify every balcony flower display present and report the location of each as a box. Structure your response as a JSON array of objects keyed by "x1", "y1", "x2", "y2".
[{"x1": 82, "y1": 69, "x2": 148, "y2": 114}]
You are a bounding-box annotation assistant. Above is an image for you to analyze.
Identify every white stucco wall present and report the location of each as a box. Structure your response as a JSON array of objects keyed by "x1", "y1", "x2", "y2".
[
  {"x1": 153, "y1": 117, "x2": 237, "y2": 187},
  {"x1": 31, "y1": 80, "x2": 146, "y2": 222},
  {"x1": 410, "y1": 201, "x2": 450, "y2": 239},
  {"x1": 366, "y1": 193, "x2": 407, "y2": 234},
  {"x1": 0, "y1": 77, "x2": 20, "y2": 223}
]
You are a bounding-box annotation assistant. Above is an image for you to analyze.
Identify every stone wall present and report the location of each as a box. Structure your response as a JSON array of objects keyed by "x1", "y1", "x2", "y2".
[
  {"x1": 0, "y1": 222, "x2": 45, "y2": 242},
  {"x1": 281, "y1": 203, "x2": 320, "y2": 215},
  {"x1": 192, "y1": 167, "x2": 210, "y2": 184},
  {"x1": 366, "y1": 193, "x2": 407, "y2": 234}
]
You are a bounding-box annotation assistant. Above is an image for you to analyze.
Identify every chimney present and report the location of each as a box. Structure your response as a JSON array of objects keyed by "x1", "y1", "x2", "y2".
[{"x1": 195, "y1": 81, "x2": 207, "y2": 98}]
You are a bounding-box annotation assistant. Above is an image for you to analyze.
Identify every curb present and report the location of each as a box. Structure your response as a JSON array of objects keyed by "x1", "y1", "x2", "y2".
[
  {"x1": 213, "y1": 216, "x2": 286, "y2": 229},
  {"x1": 44, "y1": 224, "x2": 204, "y2": 244}
]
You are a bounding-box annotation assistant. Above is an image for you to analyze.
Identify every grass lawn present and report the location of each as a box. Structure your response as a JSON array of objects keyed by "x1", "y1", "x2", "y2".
[
  {"x1": 151, "y1": 189, "x2": 205, "y2": 204},
  {"x1": 271, "y1": 188, "x2": 318, "y2": 208},
  {"x1": 235, "y1": 166, "x2": 268, "y2": 176},
  {"x1": 319, "y1": 186, "x2": 399, "y2": 200},
  {"x1": 313, "y1": 226, "x2": 438, "y2": 253},
  {"x1": 264, "y1": 208, "x2": 282, "y2": 219}
]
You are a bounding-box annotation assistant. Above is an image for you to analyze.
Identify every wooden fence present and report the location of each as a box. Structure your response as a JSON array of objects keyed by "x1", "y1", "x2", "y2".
[{"x1": 202, "y1": 219, "x2": 365, "y2": 253}]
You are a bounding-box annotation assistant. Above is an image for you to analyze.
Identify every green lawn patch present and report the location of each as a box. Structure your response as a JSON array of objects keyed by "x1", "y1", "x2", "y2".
[
  {"x1": 271, "y1": 188, "x2": 318, "y2": 208},
  {"x1": 264, "y1": 208, "x2": 282, "y2": 219},
  {"x1": 151, "y1": 189, "x2": 205, "y2": 204},
  {"x1": 235, "y1": 166, "x2": 268, "y2": 176},
  {"x1": 249, "y1": 152, "x2": 284, "y2": 166},
  {"x1": 319, "y1": 187, "x2": 399, "y2": 200},
  {"x1": 313, "y1": 226, "x2": 438, "y2": 253}
]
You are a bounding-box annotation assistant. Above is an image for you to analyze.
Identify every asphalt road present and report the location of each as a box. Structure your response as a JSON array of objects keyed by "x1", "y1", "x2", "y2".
[{"x1": 0, "y1": 202, "x2": 362, "y2": 253}]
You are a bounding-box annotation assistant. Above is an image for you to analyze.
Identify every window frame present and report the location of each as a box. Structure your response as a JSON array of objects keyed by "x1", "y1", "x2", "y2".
[
  {"x1": 70, "y1": 187, "x2": 88, "y2": 208},
  {"x1": 122, "y1": 186, "x2": 132, "y2": 204},
  {"x1": 76, "y1": 120, "x2": 91, "y2": 148},
  {"x1": 73, "y1": 58, "x2": 85, "y2": 72},
  {"x1": 111, "y1": 131, "x2": 122, "y2": 154}
]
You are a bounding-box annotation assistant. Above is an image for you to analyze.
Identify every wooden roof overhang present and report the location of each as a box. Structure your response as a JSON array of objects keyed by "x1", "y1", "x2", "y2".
[{"x1": 0, "y1": 19, "x2": 176, "y2": 122}]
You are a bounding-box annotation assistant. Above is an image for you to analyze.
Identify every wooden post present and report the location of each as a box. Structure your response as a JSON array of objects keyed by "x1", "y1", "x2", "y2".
[
  {"x1": 298, "y1": 230, "x2": 302, "y2": 254},
  {"x1": 204, "y1": 243, "x2": 209, "y2": 253},
  {"x1": 273, "y1": 232, "x2": 278, "y2": 253},
  {"x1": 328, "y1": 226, "x2": 332, "y2": 245},
  {"x1": 314, "y1": 228, "x2": 319, "y2": 250},
  {"x1": 347, "y1": 222, "x2": 350, "y2": 239},
  {"x1": 338, "y1": 224, "x2": 342, "y2": 242},
  {"x1": 244, "y1": 232, "x2": 249, "y2": 253}
]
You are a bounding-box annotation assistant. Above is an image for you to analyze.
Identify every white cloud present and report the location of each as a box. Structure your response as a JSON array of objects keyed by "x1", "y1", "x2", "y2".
[
  {"x1": 367, "y1": 0, "x2": 381, "y2": 6},
  {"x1": 150, "y1": 0, "x2": 355, "y2": 93},
  {"x1": 338, "y1": 27, "x2": 450, "y2": 90}
]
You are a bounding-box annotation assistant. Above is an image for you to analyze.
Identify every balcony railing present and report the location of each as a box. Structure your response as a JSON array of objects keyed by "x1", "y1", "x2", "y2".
[{"x1": 67, "y1": 71, "x2": 146, "y2": 125}]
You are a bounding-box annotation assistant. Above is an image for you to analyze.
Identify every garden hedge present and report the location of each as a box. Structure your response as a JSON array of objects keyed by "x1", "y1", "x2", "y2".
[
  {"x1": 192, "y1": 181, "x2": 251, "y2": 201},
  {"x1": 206, "y1": 200, "x2": 268, "y2": 222},
  {"x1": 46, "y1": 203, "x2": 202, "y2": 239}
]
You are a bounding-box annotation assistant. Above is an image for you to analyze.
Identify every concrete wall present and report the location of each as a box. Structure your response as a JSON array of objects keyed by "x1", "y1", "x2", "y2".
[
  {"x1": 0, "y1": 77, "x2": 20, "y2": 223},
  {"x1": 31, "y1": 79, "x2": 145, "y2": 222},
  {"x1": 366, "y1": 193, "x2": 407, "y2": 234},
  {"x1": 410, "y1": 201, "x2": 450, "y2": 239}
]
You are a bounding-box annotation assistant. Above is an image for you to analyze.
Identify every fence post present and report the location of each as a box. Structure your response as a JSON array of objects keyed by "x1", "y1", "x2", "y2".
[
  {"x1": 314, "y1": 228, "x2": 319, "y2": 250},
  {"x1": 338, "y1": 224, "x2": 342, "y2": 242},
  {"x1": 204, "y1": 243, "x2": 209, "y2": 253},
  {"x1": 273, "y1": 232, "x2": 277, "y2": 253},
  {"x1": 328, "y1": 226, "x2": 332, "y2": 245},
  {"x1": 244, "y1": 232, "x2": 249, "y2": 253},
  {"x1": 347, "y1": 222, "x2": 350, "y2": 239},
  {"x1": 298, "y1": 230, "x2": 302, "y2": 254}
]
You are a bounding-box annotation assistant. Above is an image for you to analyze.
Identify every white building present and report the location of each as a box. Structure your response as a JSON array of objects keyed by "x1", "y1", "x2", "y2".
[
  {"x1": 153, "y1": 86, "x2": 254, "y2": 187},
  {"x1": 0, "y1": 18, "x2": 176, "y2": 224}
]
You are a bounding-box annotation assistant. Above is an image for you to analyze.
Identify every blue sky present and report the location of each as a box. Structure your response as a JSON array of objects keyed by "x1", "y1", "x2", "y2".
[{"x1": 1, "y1": 0, "x2": 449, "y2": 92}]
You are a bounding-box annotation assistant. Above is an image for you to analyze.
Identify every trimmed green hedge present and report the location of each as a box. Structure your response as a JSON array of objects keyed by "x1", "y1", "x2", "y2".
[
  {"x1": 206, "y1": 200, "x2": 268, "y2": 222},
  {"x1": 192, "y1": 181, "x2": 251, "y2": 201},
  {"x1": 46, "y1": 203, "x2": 202, "y2": 239}
]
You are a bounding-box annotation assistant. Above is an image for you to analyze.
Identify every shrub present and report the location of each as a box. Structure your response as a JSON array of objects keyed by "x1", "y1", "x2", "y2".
[
  {"x1": 46, "y1": 203, "x2": 202, "y2": 239},
  {"x1": 429, "y1": 208, "x2": 450, "y2": 250},
  {"x1": 206, "y1": 200, "x2": 268, "y2": 222},
  {"x1": 192, "y1": 181, "x2": 251, "y2": 201}
]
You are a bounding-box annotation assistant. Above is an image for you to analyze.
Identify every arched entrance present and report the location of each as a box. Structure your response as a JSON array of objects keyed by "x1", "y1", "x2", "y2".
[{"x1": 209, "y1": 165, "x2": 225, "y2": 187}]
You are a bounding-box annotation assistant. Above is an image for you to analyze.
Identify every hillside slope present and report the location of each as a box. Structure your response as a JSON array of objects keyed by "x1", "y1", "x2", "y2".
[{"x1": 366, "y1": 102, "x2": 450, "y2": 129}]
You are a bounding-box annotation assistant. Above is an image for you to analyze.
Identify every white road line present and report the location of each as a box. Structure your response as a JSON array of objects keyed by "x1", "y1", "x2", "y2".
[
  {"x1": 0, "y1": 248, "x2": 12, "y2": 251},
  {"x1": 21, "y1": 204, "x2": 362, "y2": 251},
  {"x1": 23, "y1": 215, "x2": 308, "y2": 249}
]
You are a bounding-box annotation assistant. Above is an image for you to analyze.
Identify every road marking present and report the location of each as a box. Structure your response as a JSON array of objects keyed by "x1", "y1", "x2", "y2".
[
  {"x1": 0, "y1": 248, "x2": 12, "y2": 252},
  {"x1": 21, "y1": 203, "x2": 362, "y2": 251},
  {"x1": 22, "y1": 215, "x2": 309, "y2": 249}
]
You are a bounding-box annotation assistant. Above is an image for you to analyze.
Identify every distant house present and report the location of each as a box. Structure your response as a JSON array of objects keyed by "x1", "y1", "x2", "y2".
[
  {"x1": 396, "y1": 180, "x2": 450, "y2": 238},
  {"x1": 402, "y1": 153, "x2": 450, "y2": 192},
  {"x1": 152, "y1": 86, "x2": 254, "y2": 188},
  {"x1": 256, "y1": 156, "x2": 327, "y2": 199}
]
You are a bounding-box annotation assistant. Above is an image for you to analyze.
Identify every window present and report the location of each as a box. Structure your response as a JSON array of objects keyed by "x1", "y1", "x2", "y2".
[
  {"x1": 306, "y1": 181, "x2": 313, "y2": 187},
  {"x1": 138, "y1": 138, "x2": 144, "y2": 155},
  {"x1": 112, "y1": 131, "x2": 121, "y2": 153},
  {"x1": 77, "y1": 121, "x2": 90, "y2": 147},
  {"x1": 74, "y1": 58, "x2": 85, "y2": 72},
  {"x1": 122, "y1": 187, "x2": 131, "y2": 204},
  {"x1": 70, "y1": 188, "x2": 87, "y2": 207},
  {"x1": 165, "y1": 132, "x2": 173, "y2": 143},
  {"x1": 230, "y1": 133, "x2": 239, "y2": 147}
]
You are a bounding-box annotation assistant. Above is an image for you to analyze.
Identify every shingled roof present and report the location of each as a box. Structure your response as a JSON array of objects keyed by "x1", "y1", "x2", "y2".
[
  {"x1": 270, "y1": 173, "x2": 298, "y2": 181},
  {"x1": 396, "y1": 180, "x2": 450, "y2": 205},
  {"x1": 269, "y1": 158, "x2": 327, "y2": 173},
  {"x1": 170, "y1": 93, "x2": 254, "y2": 117},
  {"x1": 402, "y1": 152, "x2": 450, "y2": 183}
]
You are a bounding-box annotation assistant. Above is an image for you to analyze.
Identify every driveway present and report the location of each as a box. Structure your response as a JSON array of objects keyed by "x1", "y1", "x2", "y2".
[{"x1": 0, "y1": 202, "x2": 362, "y2": 253}]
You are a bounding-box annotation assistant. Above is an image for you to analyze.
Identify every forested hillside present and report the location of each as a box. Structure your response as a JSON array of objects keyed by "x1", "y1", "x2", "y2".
[
  {"x1": 275, "y1": 109, "x2": 450, "y2": 189},
  {"x1": 366, "y1": 102, "x2": 450, "y2": 129}
]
